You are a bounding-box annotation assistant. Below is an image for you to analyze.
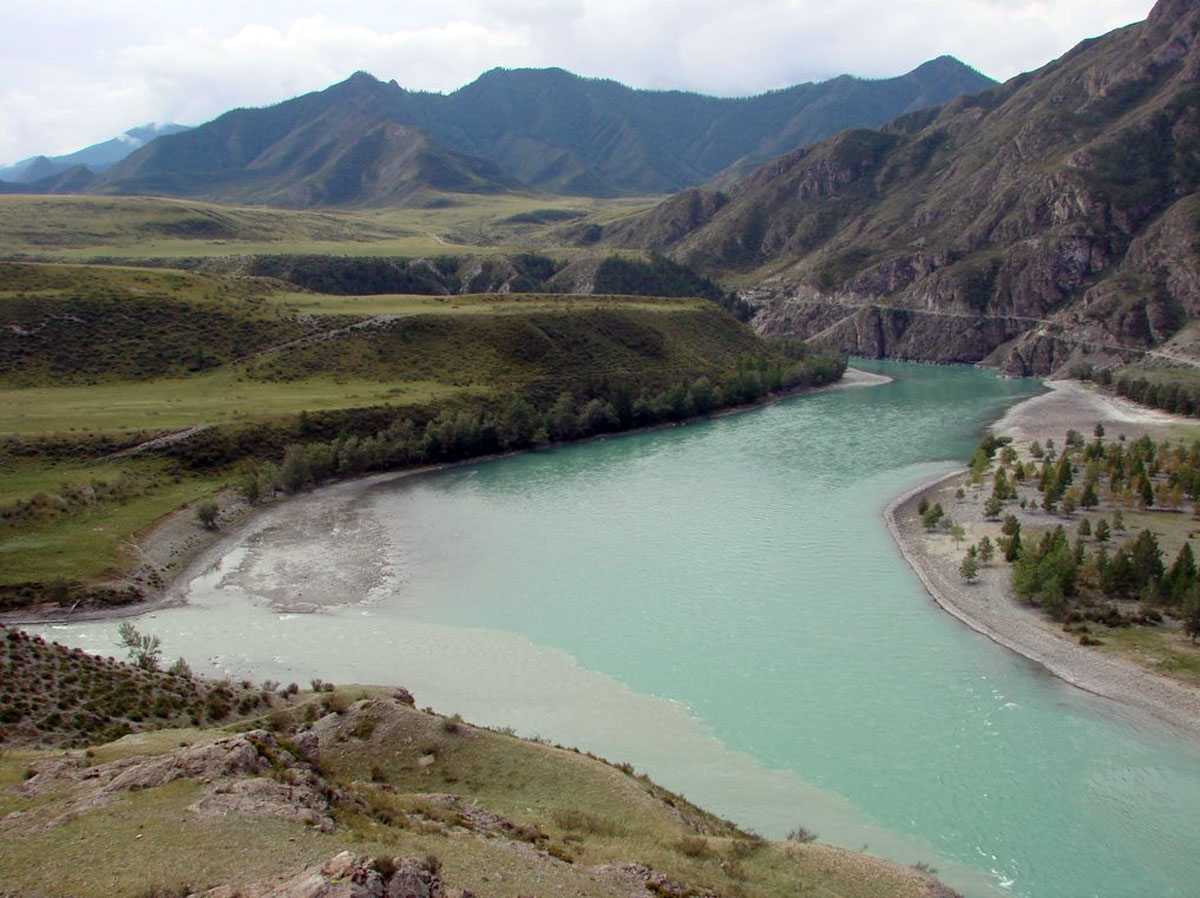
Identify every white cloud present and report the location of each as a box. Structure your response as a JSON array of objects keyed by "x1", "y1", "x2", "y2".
[
  {"x1": 0, "y1": 0, "x2": 1156, "y2": 165},
  {"x1": 114, "y1": 17, "x2": 530, "y2": 123}
]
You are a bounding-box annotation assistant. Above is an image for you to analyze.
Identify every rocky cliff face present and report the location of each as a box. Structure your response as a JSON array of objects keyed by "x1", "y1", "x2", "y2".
[{"x1": 615, "y1": 0, "x2": 1200, "y2": 376}]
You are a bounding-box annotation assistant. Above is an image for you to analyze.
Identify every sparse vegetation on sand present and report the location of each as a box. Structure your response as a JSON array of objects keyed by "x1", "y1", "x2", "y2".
[
  {"x1": 896, "y1": 384, "x2": 1200, "y2": 734},
  {"x1": 942, "y1": 426, "x2": 1200, "y2": 679}
]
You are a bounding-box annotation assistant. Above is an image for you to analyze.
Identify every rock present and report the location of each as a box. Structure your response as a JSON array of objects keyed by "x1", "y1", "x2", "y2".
[
  {"x1": 618, "y1": 0, "x2": 1200, "y2": 377},
  {"x1": 391, "y1": 687, "x2": 415, "y2": 707},
  {"x1": 199, "y1": 853, "x2": 443, "y2": 898},
  {"x1": 589, "y1": 863, "x2": 718, "y2": 898},
  {"x1": 14, "y1": 730, "x2": 341, "y2": 833},
  {"x1": 385, "y1": 857, "x2": 443, "y2": 898},
  {"x1": 293, "y1": 730, "x2": 321, "y2": 764}
]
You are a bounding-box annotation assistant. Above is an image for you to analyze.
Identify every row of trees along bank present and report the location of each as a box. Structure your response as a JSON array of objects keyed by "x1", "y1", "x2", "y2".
[{"x1": 236, "y1": 351, "x2": 846, "y2": 503}]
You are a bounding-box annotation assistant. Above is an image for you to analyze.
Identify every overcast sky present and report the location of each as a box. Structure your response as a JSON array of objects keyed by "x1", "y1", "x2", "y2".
[{"x1": 0, "y1": 0, "x2": 1156, "y2": 164}]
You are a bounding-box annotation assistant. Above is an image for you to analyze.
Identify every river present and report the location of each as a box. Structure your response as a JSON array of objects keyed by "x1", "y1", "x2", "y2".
[{"x1": 34, "y1": 362, "x2": 1200, "y2": 898}]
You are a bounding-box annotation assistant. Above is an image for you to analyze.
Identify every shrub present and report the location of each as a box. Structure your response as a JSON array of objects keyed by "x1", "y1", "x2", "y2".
[
  {"x1": 320, "y1": 692, "x2": 348, "y2": 715},
  {"x1": 723, "y1": 859, "x2": 747, "y2": 880},
  {"x1": 787, "y1": 826, "x2": 818, "y2": 843},
  {"x1": 116, "y1": 622, "x2": 161, "y2": 672},
  {"x1": 195, "y1": 501, "x2": 219, "y2": 530},
  {"x1": 551, "y1": 808, "x2": 622, "y2": 836},
  {"x1": 547, "y1": 843, "x2": 576, "y2": 863},
  {"x1": 677, "y1": 835, "x2": 709, "y2": 857},
  {"x1": 729, "y1": 838, "x2": 765, "y2": 858},
  {"x1": 267, "y1": 709, "x2": 294, "y2": 732}
]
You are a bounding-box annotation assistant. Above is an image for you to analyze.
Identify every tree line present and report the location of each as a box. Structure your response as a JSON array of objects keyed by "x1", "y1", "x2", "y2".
[
  {"x1": 1070, "y1": 362, "x2": 1200, "y2": 418},
  {"x1": 238, "y1": 352, "x2": 846, "y2": 503}
]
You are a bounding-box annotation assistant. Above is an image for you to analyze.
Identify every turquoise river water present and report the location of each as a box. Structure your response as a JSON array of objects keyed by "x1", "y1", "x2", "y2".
[{"x1": 35, "y1": 362, "x2": 1200, "y2": 898}]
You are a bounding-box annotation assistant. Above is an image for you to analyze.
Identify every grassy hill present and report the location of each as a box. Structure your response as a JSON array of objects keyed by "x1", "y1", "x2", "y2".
[
  {"x1": 0, "y1": 261, "x2": 842, "y2": 609},
  {"x1": 0, "y1": 193, "x2": 656, "y2": 261},
  {"x1": 0, "y1": 628, "x2": 955, "y2": 898},
  {"x1": 0, "y1": 262, "x2": 353, "y2": 387}
]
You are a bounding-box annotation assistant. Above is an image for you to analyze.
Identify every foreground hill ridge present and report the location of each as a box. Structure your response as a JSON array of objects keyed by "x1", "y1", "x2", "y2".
[
  {"x1": 0, "y1": 59, "x2": 994, "y2": 205},
  {"x1": 0, "y1": 628, "x2": 959, "y2": 898},
  {"x1": 609, "y1": 0, "x2": 1200, "y2": 378}
]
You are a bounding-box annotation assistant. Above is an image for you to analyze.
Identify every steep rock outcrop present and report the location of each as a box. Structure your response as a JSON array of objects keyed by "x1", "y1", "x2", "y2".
[{"x1": 617, "y1": 0, "x2": 1200, "y2": 375}]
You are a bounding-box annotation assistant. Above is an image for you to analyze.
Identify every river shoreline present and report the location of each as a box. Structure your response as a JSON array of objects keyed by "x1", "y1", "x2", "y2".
[
  {"x1": 2, "y1": 366, "x2": 891, "y2": 627},
  {"x1": 885, "y1": 379, "x2": 1200, "y2": 739}
]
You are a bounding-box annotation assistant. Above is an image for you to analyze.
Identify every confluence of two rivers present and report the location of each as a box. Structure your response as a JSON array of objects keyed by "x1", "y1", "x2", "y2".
[{"x1": 36, "y1": 362, "x2": 1200, "y2": 898}]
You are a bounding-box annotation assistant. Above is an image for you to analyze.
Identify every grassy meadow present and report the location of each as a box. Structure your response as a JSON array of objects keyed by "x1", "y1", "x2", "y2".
[
  {"x1": 0, "y1": 371, "x2": 472, "y2": 434},
  {"x1": 0, "y1": 251, "x2": 817, "y2": 598},
  {"x1": 0, "y1": 193, "x2": 657, "y2": 260}
]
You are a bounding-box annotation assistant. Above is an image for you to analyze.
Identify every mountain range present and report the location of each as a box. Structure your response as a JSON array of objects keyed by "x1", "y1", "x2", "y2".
[
  {"x1": 607, "y1": 0, "x2": 1200, "y2": 376},
  {"x1": 0, "y1": 59, "x2": 994, "y2": 205},
  {"x1": 0, "y1": 122, "x2": 191, "y2": 184},
  {"x1": 5, "y1": 5, "x2": 1191, "y2": 381}
]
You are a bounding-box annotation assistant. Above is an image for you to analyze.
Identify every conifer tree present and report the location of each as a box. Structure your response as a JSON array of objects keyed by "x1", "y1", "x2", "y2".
[
  {"x1": 1004, "y1": 529, "x2": 1022, "y2": 563},
  {"x1": 1166, "y1": 542, "x2": 1197, "y2": 606},
  {"x1": 960, "y1": 553, "x2": 980, "y2": 583},
  {"x1": 1186, "y1": 592, "x2": 1200, "y2": 643}
]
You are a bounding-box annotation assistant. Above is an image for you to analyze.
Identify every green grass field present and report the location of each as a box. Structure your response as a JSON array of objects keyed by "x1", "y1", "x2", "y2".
[
  {"x1": 0, "y1": 474, "x2": 220, "y2": 583},
  {"x1": 265, "y1": 290, "x2": 688, "y2": 317},
  {"x1": 0, "y1": 459, "x2": 142, "y2": 504},
  {"x1": 0, "y1": 371, "x2": 472, "y2": 434},
  {"x1": 0, "y1": 193, "x2": 658, "y2": 260},
  {"x1": 0, "y1": 259, "x2": 781, "y2": 593},
  {"x1": 1095, "y1": 624, "x2": 1200, "y2": 684}
]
